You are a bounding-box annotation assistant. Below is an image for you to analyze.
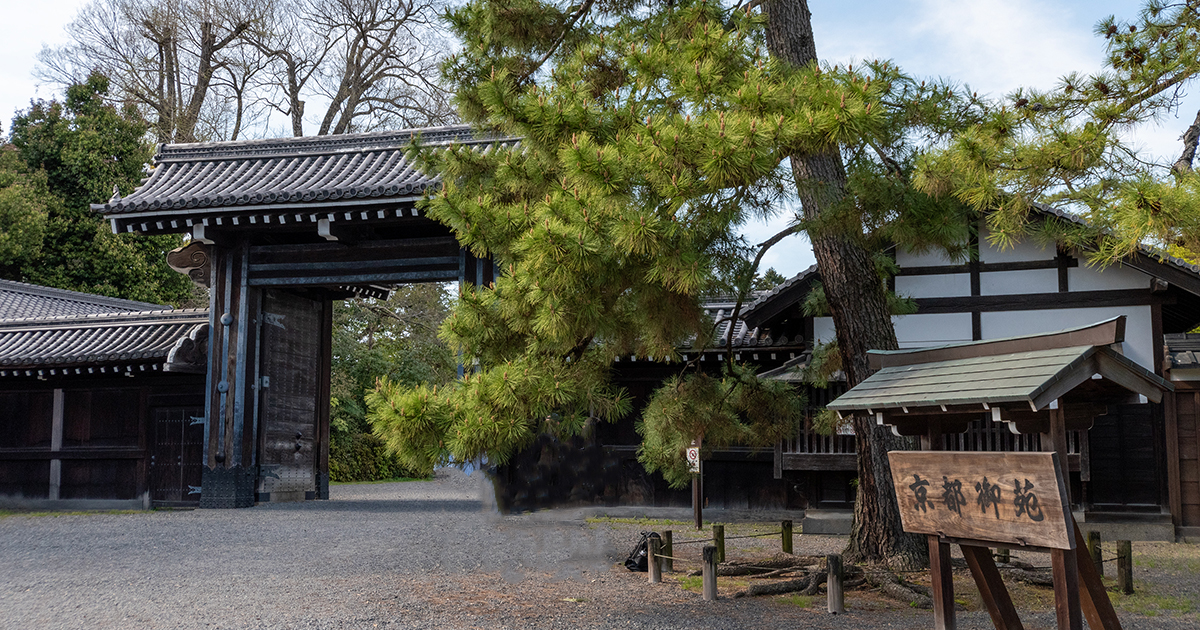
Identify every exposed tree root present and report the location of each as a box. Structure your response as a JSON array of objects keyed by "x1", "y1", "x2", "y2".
[
  {"x1": 731, "y1": 572, "x2": 827, "y2": 598},
  {"x1": 864, "y1": 566, "x2": 934, "y2": 609},
  {"x1": 686, "y1": 553, "x2": 823, "y2": 577},
  {"x1": 1003, "y1": 559, "x2": 1054, "y2": 586}
]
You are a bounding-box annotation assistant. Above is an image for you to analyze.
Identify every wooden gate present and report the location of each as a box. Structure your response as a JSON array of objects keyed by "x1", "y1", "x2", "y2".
[
  {"x1": 150, "y1": 406, "x2": 205, "y2": 505},
  {"x1": 256, "y1": 289, "x2": 323, "y2": 501}
]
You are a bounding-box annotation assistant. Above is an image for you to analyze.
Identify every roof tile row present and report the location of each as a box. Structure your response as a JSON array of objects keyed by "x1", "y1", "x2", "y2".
[
  {"x1": 0, "y1": 310, "x2": 208, "y2": 369},
  {"x1": 98, "y1": 125, "x2": 508, "y2": 217}
]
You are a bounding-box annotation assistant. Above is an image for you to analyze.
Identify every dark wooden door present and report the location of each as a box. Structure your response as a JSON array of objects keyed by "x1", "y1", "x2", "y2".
[
  {"x1": 1087, "y1": 403, "x2": 1164, "y2": 512},
  {"x1": 150, "y1": 406, "x2": 205, "y2": 505},
  {"x1": 257, "y1": 289, "x2": 322, "y2": 500}
]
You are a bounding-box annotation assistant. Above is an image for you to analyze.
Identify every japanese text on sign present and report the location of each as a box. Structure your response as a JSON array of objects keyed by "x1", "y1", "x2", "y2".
[{"x1": 887, "y1": 451, "x2": 1073, "y2": 550}]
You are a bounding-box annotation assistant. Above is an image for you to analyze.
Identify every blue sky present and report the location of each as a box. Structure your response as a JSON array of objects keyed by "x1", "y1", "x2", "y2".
[{"x1": 1, "y1": 1, "x2": 1188, "y2": 279}]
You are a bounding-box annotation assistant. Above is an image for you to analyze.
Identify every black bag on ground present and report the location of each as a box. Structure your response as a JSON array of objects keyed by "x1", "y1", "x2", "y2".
[{"x1": 624, "y1": 531, "x2": 662, "y2": 572}]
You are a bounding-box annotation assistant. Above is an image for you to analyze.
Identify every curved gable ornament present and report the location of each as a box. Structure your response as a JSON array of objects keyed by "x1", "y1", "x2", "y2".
[
  {"x1": 164, "y1": 323, "x2": 209, "y2": 373},
  {"x1": 167, "y1": 242, "x2": 212, "y2": 287}
]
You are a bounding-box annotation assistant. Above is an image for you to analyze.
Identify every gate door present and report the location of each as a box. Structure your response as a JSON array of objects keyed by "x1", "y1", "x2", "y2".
[
  {"x1": 150, "y1": 406, "x2": 205, "y2": 505},
  {"x1": 257, "y1": 289, "x2": 323, "y2": 501}
]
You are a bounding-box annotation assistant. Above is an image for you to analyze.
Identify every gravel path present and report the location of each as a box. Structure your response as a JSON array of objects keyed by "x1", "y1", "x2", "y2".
[{"x1": 1, "y1": 471, "x2": 1196, "y2": 629}]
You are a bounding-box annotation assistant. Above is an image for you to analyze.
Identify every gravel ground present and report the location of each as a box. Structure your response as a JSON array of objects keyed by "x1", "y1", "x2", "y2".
[{"x1": 1, "y1": 471, "x2": 1197, "y2": 629}]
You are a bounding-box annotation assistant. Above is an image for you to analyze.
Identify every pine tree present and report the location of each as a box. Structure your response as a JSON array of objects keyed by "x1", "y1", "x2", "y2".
[
  {"x1": 914, "y1": 0, "x2": 1200, "y2": 264},
  {"x1": 369, "y1": 0, "x2": 979, "y2": 569}
]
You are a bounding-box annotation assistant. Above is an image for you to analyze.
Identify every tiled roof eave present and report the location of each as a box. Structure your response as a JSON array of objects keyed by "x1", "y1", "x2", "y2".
[
  {"x1": 95, "y1": 192, "x2": 428, "y2": 221},
  {"x1": 0, "y1": 360, "x2": 171, "y2": 378}
]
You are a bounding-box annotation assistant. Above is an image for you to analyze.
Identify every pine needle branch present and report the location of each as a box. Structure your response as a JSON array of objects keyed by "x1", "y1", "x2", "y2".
[{"x1": 519, "y1": 0, "x2": 596, "y2": 84}]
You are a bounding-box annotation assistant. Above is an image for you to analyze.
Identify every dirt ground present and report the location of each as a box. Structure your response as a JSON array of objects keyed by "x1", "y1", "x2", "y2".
[
  {"x1": 588, "y1": 517, "x2": 1200, "y2": 628},
  {"x1": 2, "y1": 475, "x2": 1197, "y2": 629}
]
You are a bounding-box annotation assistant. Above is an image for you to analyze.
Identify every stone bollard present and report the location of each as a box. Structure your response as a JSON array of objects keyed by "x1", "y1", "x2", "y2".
[
  {"x1": 782, "y1": 520, "x2": 793, "y2": 554},
  {"x1": 702, "y1": 545, "x2": 719, "y2": 601},
  {"x1": 827, "y1": 554, "x2": 845, "y2": 614}
]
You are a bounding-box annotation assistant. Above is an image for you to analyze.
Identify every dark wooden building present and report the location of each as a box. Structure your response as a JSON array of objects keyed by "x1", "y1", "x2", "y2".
[{"x1": 0, "y1": 280, "x2": 207, "y2": 508}]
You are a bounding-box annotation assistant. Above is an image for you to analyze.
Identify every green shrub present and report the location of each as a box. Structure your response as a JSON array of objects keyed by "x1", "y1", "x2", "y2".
[{"x1": 329, "y1": 432, "x2": 425, "y2": 482}]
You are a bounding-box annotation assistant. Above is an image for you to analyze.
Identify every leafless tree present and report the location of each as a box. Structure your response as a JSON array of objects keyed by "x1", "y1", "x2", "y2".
[
  {"x1": 38, "y1": 0, "x2": 455, "y2": 142},
  {"x1": 38, "y1": 0, "x2": 262, "y2": 142},
  {"x1": 307, "y1": 0, "x2": 454, "y2": 134}
]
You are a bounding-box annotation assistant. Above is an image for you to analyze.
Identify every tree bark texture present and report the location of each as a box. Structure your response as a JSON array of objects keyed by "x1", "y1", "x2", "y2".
[
  {"x1": 1173, "y1": 108, "x2": 1200, "y2": 175},
  {"x1": 763, "y1": 0, "x2": 925, "y2": 570}
]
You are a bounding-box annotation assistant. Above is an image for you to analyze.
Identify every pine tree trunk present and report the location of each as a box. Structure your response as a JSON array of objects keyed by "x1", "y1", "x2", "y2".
[{"x1": 764, "y1": 0, "x2": 925, "y2": 570}]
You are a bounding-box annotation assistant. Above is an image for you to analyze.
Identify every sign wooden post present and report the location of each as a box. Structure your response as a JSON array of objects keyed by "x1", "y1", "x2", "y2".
[
  {"x1": 889, "y1": 451, "x2": 1101, "y2": 630},
  {"x1": 690, "y1": 438, "x2": 702, "y2": 530}
]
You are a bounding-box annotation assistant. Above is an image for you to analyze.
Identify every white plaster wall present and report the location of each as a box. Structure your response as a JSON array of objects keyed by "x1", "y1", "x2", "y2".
[
  {"x1": 895, "y1": 273, "x2": 972, "y2": 298},
  {"x1": 895, "y1": 248, "x2": 960, "y2": 268},
  {"x1": 979, "y1": 235, "x2": 1056, "y2": 264},
  {"x1": 1068, "y1": 260, "x2": 1149, "y2": 292},
  {"x1": 814, "y1": 316, "x2": 836, "y2": 344},
  {"x1": 894, "y1": 313, "x2": 974, "y2": 348},
  {"x1": 814, "y1": 314, "x2": 973, "y2": 348},
  {"x1": 980, "y1": 305, "x2": 1154, "y2": 370},
  {"x1": 978, "y1": 269, "x2": 1058, "y2": 295}
]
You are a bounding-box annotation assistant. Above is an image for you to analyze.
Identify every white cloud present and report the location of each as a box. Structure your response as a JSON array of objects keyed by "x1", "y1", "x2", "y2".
[{"x1": 906, "y1": 0, "x2": 1098, "y2": 96}]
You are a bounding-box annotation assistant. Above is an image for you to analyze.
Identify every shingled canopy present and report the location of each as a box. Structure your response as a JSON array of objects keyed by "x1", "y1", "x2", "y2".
[{"x1": 826, "y1": 317, "x2": 1172, "y2": 437}]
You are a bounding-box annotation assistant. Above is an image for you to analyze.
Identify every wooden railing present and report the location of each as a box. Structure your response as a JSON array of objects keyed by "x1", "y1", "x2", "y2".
[{"x1": 779, "y1": 413, "x2": 1082, "y2": 473}]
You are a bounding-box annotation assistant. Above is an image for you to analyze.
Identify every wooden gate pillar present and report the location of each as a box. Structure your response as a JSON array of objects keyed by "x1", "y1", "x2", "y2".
[{"x1": 198, "y1": 239, "x2": 262, "y2": 508}]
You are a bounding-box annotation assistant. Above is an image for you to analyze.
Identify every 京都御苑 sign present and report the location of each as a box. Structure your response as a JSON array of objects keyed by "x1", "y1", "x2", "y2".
[{"x1": 887, "y1": 451, "x2": 1074, "y2": 550}]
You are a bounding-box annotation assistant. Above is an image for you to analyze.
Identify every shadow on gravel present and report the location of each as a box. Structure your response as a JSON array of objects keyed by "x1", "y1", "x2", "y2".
[{"x1": 254, "y1": 499, "x2": 484, "y2": 514}]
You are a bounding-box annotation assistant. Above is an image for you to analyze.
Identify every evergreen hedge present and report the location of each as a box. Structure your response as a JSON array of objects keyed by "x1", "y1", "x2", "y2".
[{"x1": 329, "y1": 432, "x2": 424, "y2": 482}]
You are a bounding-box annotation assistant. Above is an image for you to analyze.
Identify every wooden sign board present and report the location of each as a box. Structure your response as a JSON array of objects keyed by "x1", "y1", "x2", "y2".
[{"x1": 888, "y1": 451, "x2": 1074, "y2": 550}]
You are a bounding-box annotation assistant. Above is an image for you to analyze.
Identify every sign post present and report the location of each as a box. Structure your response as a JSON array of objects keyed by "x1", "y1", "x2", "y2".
[
  {"x1": 690, "y1": 438, "x2": 702, "y2": 530},
  {"x1": 889, "y1": 450, "x2": 1090, "y2": 630}
]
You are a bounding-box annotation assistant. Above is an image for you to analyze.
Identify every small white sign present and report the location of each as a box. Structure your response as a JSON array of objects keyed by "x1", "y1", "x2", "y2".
[{"x1": 686, "y1": 446, "x2": 701, "y2": 473}]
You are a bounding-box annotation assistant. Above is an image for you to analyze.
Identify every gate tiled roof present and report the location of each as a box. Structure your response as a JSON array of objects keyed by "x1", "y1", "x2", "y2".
[{"x1": 93, "y1": 125, "x2": 510, "y2": 234}]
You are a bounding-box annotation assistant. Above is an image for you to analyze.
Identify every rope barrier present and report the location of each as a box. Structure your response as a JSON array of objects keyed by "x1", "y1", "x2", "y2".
[
  {"x1": 652, "y1": 553, "x2": 697, "y2": 564},
  {"x1": 673, "y1": 529, "x2": 786, "y2": 546},
  {"x1": 721, "y1": 530, "x2": 784, "y2": 542}
]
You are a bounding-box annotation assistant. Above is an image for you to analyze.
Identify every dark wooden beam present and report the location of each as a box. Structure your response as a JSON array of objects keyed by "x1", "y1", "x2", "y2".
[
  {"x1": 779, "y1": 453, "x2": 857, "y2": 471},
  {"x1": 0, "y1": 448, "x2": 146, "y2": 460},
  {"x1": 915, "y1": 289, "x2": 1155, "y2": 315},
  {"x1": 930, "y1": 536, "x2": 957, "y2": 630},
  {"x1": 898, "y1": 257, "x2": 1078, "y2": 276}
]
